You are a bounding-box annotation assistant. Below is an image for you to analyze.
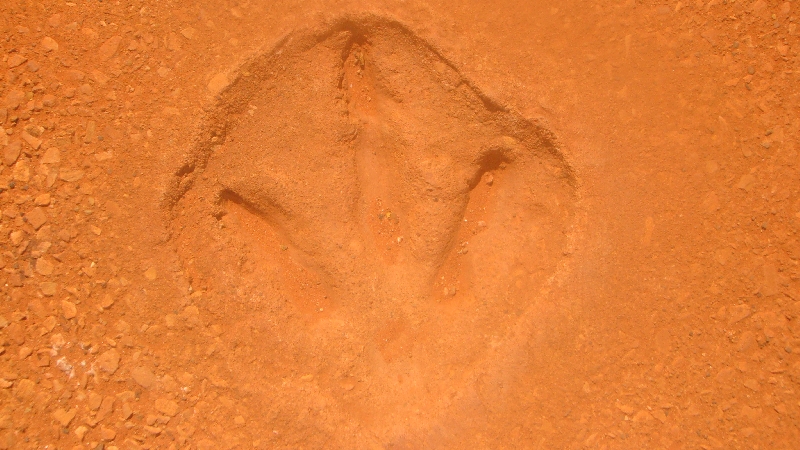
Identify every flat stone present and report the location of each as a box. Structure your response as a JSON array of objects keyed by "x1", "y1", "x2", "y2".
[
  {"x1": 35, "y1": 258, "x2": 54, "y2": 276},
  {"x1": 7, "y1": 55, "x2": 27, "y2": 69},
  {"x1": 34, "y1": 193, "x2": 50, "y2": 206},
  {"x1": 208, "y1": 73, "x2": 229, "y2": 95},
  {"x1": 18, "y1": 347, "x2": 32, "y2": 359},
  {"x1": 91, "y1": 70, "x2": 110, "y2": 84},
  {"x1": 95, "y1": 395, "x2": 115, "y2": 422},
  {"x1": 25, "y1": 207, "x2": 48, "y2": 230},
  {"x1": 737, "y1": 174, "x2": 756, "y2": 191},
  {"x1": 615, "y1": 402, "x2": 635, "y2": 415},
  {"x1": 42, "y1": 94, "x2": 56, "y2": 107},
  {"x1": 13, "y1": 379, "x2": 35, "y2": 399},
  {"x1": 728, "y1": 304, "x2": 752, "y2": 325},
  {"x1": 98, "y1": 36, "x2": 122, "y2": 61},
  {"x1": 61, "y1": 300, "x2": 77, "y2": 319},
  {"x1": 52, "y1": 408, "x2": 76, "y2": 427},
  {"x1": 74, "y1": 426, "x2": 88, "y2": 441},
  {"x1": 41, "y1": 147, "x2": 60, "y2": 164},
  {"x1": 3, "y1": 142, "x2": 21, "y2": 166},
  {"x1": 130, "y1": 366, "x2": 157, "y2": 389},
  {"x1": 13, "y1": 159, "x2": 30, "y2": 182},
  {"x1": 100, "y1": 425, "x2": 116, "y2": 441},
  {"x1": 97, "y1": 349, "x2": 120, "y2": 374},
  {"x1": 47, "y1": 14, "x2": 61, "y2": 27},
  {"x1": 743, "y1": 379, "x2": 760, "y2": 391},
  {"x1": 58, "y1": 169, "x2": 85, "y2": 182},
  {"x1": 6, "y1": 323, "x2": 24, "y2": 344},
  {"x1": 4, "y1": 90, "x2": 24, "y2": 109},
  {"x1": 41, "y1": 37, "x2": 59, "y2": 52},
  {"x1": 84, "y1": 121, "x2": 96, "y2": 143},
  {"x1": 181, "y1": 27, "x2": 196, "y2": 39},
  {"x1": 154, "y1": 398, "x2": 179, "y2": 417}
]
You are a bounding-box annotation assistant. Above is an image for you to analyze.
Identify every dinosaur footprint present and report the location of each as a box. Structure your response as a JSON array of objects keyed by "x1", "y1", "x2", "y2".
[{"x1": 169, "y1": 14, "x2": 577, "y2": 436}]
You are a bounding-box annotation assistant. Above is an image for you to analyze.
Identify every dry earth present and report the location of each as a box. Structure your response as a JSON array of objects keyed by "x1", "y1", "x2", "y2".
[{"x1": 1, "y1": 0, "x2": 800, "y2": 449}]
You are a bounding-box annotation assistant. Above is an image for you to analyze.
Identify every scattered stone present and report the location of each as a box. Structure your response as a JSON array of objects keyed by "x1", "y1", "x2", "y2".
[
  {"x1": 13, "y1": 379, "x2": 35, "y2": 399},
  {"x1": 3, "y1": 142, "x2": 21, "y2": 166},
  {"x1": 737, "y1": 174, "x2": 756, "y2": 191},
  {"x1": 615, "y1": 402, "x2": 635, "y2": 415},
  {"x1": 20, "y1": 131, "x2": 42, "y2": 150},
  {"x1": 100, "y1": 294, "x2": 114, "y2": 309},
  {"x1": 154, "y1": 398, "x2": 179, "y2": 417},
  {"x1": 74, "y1": 425, "x2": 88, "y2": 441},
  {"x1": 6, "y1": 323, "x2": 24, "y2": 345},
  {"x1": 728, "y1": 304, "x2": 752, "y2": 325},
  {"x1": 164, "y1": 314, "x2": 177, "y2": 329},
  {"x1": 61, "y1": 300, "x2": 77, "y2": 319},
  {"x1": 34, "y1": 193, "x2": 51, "y2": 206},
  {"x1": 35, "y1": 258, "x2": 54, "y2": 276},
  {"x1": 743, "y1": 378, "x2": 760, "y2": 391},
  {"x1": 41, "y1": 147, "x2": 60, "y2": 164},
  {"x1": 4, "y1": 90, "x2": 24, "y2": 109},
  {"x1": 47, "y1": 14, "x2": 61, "y2": 27},
  {"x1": 41, "y1": 37, "x2": 59, "y2": 52},
  {"x1": 100, "y1": 426, "x2": 116, "y2": 441},
  {"x1": 130, "y1": 366, "x2": 157, "y2": 389},
  {"x1": 88, "y1": 392, "x2": 103, "y2": 410},
  {"x1": 58, "y1": 169, "x2": 85, "y2": 182},
  {"x1": 13, "y1": 159, "x2": 30, "y2": 182},
  {"x1": 208, "y1": 73, "x2": 229, "y2": 95},
  {"x1": 144, "y1": 425, "x2": 162, "y2": 435},
  {"x1": 168, "y1": 32, "x2": 182, "y2": 51},
  {"x1": 25, "y1": 207, "x2": 48, "y2": 230},
  {"x1": 91, "y1": 70, "x2": 110, "y2": 85},
  {"x1": 96, "y1": 396, "x2": 115, "y2": 422},
  {"x1": 18, "y1": 347, "x2": 32, "y2": 359},
  {"x1": 41, "y1": 316, "x2": 56, "y2": 332},
  {"x1": 144, "y1": 267, "x2": 157, "y2": 280},
  {"x1": 738, "y1": 331, "x2": 757, "y2": 352},
  {"x1": 98, "y1": 36, "x2": 122, "y2": 61},
  {"x1": 6, "y1": 55, "x2": 27, "y2": 69},
  {"x1": 97, "y1": 349, "x2": 120, "y2": 374},
  {"x1": 632, "y1": 409, "x2": 654, "y2": 422},
  {"x1": 52, "y1": 408, "x2": 76, "y2": 427},
  {"x1": 716, "y1": 367, "x2": 735, "y2": 384},
  {"x1": 120, "y1": 402, "x2": 133, "y2": 420},
  {"x1": 65, "y1": 69, "x2": 85, "y2": 81},
  {"x1": 24, "y1": 124, "x2": 44, "y2": 138},
  {"x1": 84, "y1": 121, "x2": 97, "y2": 143},
  {"x1": 181, "y1": 27, "x2": 196, "y2": 40},
  {"x1": 42, "y1": 94, "x2": 56, "y2": 107}
]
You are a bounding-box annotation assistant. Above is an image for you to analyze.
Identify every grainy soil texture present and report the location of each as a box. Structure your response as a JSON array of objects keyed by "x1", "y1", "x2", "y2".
[{"x1": 1, "y1": 0, "x2": 800, "y2": 449}]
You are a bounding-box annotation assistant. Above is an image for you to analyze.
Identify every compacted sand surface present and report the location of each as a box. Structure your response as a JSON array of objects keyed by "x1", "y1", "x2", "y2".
[{"x1": 1, "y1": 1, "x2": 799, "y2": 448}]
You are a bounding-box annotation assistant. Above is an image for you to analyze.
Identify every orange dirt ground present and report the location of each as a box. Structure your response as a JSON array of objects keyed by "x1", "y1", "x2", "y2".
[{"x1": 1, "y1": 0, "x2": 799, "y2": 449}]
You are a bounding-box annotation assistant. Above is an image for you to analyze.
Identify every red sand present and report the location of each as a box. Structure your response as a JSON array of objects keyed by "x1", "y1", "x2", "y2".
[{"x1": 1, "y1": 1, "x2": 799, "y2": 448}]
